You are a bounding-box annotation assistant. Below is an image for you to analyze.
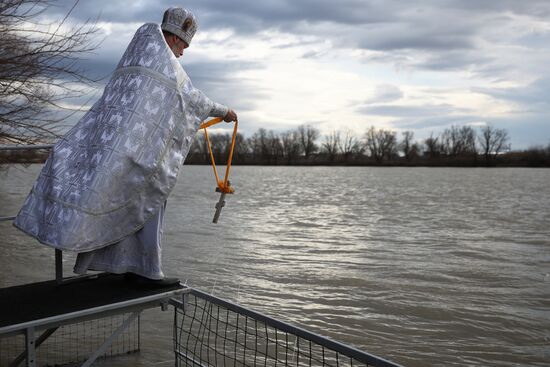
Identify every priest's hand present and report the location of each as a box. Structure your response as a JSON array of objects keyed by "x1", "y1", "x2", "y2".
[{"x1": 224, "y1": 109, "x2": 237, "y2": 122}]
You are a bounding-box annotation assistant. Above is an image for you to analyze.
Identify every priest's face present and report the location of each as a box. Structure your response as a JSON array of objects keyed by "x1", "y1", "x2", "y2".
[{"x1": 168, "y1": 35, "x2": 188, "y2": 58}]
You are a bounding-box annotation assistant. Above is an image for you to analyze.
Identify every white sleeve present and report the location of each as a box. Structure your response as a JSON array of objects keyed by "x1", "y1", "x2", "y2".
[{"x1": 210, "y1": 100, "x2": 229, "y2": 118}]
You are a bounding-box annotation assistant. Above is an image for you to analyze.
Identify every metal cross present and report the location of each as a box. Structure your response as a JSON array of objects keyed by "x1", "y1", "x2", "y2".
[{"x1": 212, "y1": 192, "x2": 226, "y2": 223}]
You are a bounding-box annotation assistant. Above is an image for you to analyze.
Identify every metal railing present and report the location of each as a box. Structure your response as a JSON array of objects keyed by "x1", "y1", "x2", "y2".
[{"x1": 172, "y1": 289, "x2": 403, "y2": 367}]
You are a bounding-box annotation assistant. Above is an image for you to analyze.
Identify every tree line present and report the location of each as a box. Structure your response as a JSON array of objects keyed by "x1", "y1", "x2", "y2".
[{"x1": 186, "y1": 124, "x2": 550, "y2": 167}]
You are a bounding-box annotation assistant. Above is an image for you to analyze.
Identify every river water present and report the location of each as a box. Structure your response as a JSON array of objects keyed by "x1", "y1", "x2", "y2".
[{"x1": 1, "y1": 165, "x2": 549, "y2": 366}]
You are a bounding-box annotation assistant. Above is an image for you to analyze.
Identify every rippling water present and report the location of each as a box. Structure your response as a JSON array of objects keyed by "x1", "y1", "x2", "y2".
[{"x1": 1, "y1": 165, "x2": 549, "y2": 366}]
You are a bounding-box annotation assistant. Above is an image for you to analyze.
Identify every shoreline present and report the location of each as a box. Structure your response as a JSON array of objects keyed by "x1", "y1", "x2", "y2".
[{"x1": 2, "y1": 150, "x2": 550, "y2": 168}]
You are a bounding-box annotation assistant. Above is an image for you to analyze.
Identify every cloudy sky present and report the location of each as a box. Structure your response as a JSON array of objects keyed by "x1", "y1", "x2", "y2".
[{"x1": 41, "y1": 0, "x2": 550, "y2": 149}]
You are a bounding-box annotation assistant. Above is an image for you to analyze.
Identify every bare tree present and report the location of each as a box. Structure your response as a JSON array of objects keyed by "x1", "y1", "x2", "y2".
[
  {"x1": 190, "y1": 133, "x2": 210, "y2": 162},
  {"x1": 399, "y1": 130, "x2": 422, "y2": 161},
  {"x1": 0, "y1": 0, "x2": 99, "y2": 144},
  {"x1": 248, "y1": 128, "x2": 267, "y2": 162},
  {"x1": 190, "y1": 131, "x2": 248, "y2": 164},
  {"x1": 424, "y1": 133, "x2": 440, "y2": 158},
  {"x1": 400, "y1": 131, "x2": 414, "y2": 160},
  {"x1": 364, "y1": 126, "x2": 397, "y2": 162},
  {"x1": 247, "y1": 128, "x2": 282, "y2": 163},
  {"x1": 440, "y1": 125, "x2": 476, "y2": 156},
  {"x1": 267, "y1": 130, "x2": 282, "y2": 163},
  {"x1": 441, "y1": 126, "x2": 457, "y2": 155},
  {"x1": 478, "y1": 124, "x2": 511, "y2": 161},
  {"x1": 280, "y1": 130, "x2": 300, "y2": 164},
  {"x1": 233, "y1": 132, "x2": 249, "y2": 163},
  {"x1": 321, "y1": 130, "x2": 340, "y2": 161},
  {"x1": 460, "y1": 125, "x2": 477, "y2": 155},
  {"x1": 297, "y1": 124, "x2": 319, "y2": 159},
  {"x1": 209, "y1": 133, "x2": 232, "y2": 163},
  {"x1": 338, "y1": 129, "x2": 360, "y2": 161}
]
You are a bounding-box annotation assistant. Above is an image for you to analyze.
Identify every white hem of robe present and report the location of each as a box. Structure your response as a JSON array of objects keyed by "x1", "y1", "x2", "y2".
[{"x1": 73, "y1": 202, "x2": 167, "y2": 280}]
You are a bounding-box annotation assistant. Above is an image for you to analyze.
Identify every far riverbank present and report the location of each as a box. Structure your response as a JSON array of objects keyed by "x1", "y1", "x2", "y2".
[{"x1": 2, "y1": 148, "x2": 550, "y2": 167}]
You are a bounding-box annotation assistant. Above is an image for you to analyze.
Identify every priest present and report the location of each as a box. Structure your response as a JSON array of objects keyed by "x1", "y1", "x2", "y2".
[{"x1": 14, "y1": 7, "x2": 237, "y2": 285}]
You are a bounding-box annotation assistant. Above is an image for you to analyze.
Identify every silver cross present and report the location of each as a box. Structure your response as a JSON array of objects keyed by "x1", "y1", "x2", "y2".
[{"x1": 212, "y1": 192, "x2": 226, "y2": 223}]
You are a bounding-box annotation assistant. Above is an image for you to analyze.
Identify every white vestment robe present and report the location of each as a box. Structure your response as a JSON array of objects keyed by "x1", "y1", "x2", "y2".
[{"x1": 14, "y1": 23, "x2": 228, "y2": 278}]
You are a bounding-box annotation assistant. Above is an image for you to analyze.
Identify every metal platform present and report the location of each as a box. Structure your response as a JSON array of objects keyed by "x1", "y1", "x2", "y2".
[{"x1": 0, "y1": 274, "x2": 188, "y2": 366}]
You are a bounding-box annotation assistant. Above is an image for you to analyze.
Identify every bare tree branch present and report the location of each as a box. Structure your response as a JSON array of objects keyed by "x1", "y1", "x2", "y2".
[
  {"x1": 0, "y1": 0, "x2": 101, "y2": 145},
  {"x1": 478, "y1": 124, "x2": 511, "y2": 161},
  {"x1": 322, "y1": 130, "x2": 339, "y2": 161},
  {"x1": 297, "y1": 124, "x2": 319, "y2": 159},
  {"x1": 364, "y1": 126, "x2": 397, "y2": 163}
]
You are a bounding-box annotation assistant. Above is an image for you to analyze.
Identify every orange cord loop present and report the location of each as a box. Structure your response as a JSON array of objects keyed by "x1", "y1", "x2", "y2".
[{"x1": 199, "y1": 117, "x2": 238, "y2": 194}]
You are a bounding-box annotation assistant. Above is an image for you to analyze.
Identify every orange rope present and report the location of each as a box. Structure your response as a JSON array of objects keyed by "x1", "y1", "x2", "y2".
[
  {"x1": 199, "y1": 117, "x2": 238, "y2": 194},
  {"x1": 224, "y1": 118, "x2": 238, "y2": 187},
  {"x1": 199, "y1": 117, "x2": 224, "y2": 130}
]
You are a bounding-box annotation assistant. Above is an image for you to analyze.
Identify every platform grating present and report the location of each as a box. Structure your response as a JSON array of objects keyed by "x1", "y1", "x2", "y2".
[{"x1": 0, "y1": 313, "x2": 139, "y2": 366}]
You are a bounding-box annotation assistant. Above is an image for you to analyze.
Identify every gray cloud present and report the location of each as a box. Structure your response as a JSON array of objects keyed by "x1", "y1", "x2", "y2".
[
  {"x1": 473, "y1": 77, "x2": 550, "y2": 109},
  {"x1": 357, "y1": 103, "x2": 485, "y2": 137},
  {"x1": 55, "y1": 0, "x2": 550, "y2": 32},
  {"x1": 355, "y1": 15, "x2": 479, "y2": 52},
  {"x1": 391, "y1": 115, "x2": 483, "y2": 130},
  {"x1": 412, "y1": 51, "x2": 494, "y2": 72},
  {"x1": 77, "y1": 58, "x2": 118, "y2": 81},
  {"x1": 183, "y1": 59, "x2": 267, "y2": 113},
  {"x1": 274, "y1": 39, "x2": 320, "y2": 49},
  {"x1": 364, "y1": 85, "x2": 404, "y2": 104},
  {"x1": 46, "y1": 0, "x2": 550, "y2": 76},
  {"x1": 441, "y1": 0, "x2": 550, "y2": 18},
  {"x1": 374, "y1": 84, "x2": 403, "y2": 103},
  {"x1": 49, "y1": 1, "x2": 550, "y2": 41},
  {"x1": 184, "y1": 60, "x2": 263, "y2": 86},
  {"x1": 357, "y1": 103, "x2": 465, "y2": 118},
  {"x1": 301, "y1": 50, "x2": 327, "y2": 59},
  {"x1": 49, "y1": 0, "x2": 391, "y2": 27}
]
